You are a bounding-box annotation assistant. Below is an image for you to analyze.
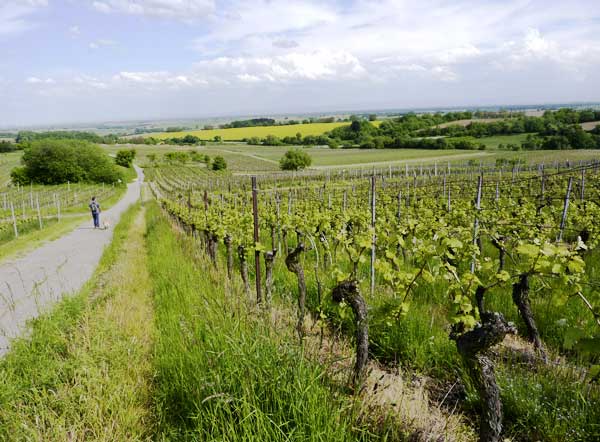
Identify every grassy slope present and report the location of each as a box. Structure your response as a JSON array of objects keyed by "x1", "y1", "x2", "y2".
[
  {"x1": 146, "y1": 203, "x2": 382, "y2": 441},
  {"x1": 222, "y1": 144, "x2": 488, "y2": 167},
  {"x1": 0, "y1": 202, "x2": 154, "y2": 441}
]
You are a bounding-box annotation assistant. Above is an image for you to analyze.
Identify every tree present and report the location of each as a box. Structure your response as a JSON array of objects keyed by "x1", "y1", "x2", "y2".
[
  {"x1": 212, "y1": 156, "x2": 227, "y2": 171},
  {"x1": 214, "y1": 135, "x2": 223, "y2": 143},
  {"x1": 115, "y1": 149, "x2": 136, "y2": 167},
  {"x1": 181, "y1": 135, "x2": 200, "y2": 145},
  {"x1": 12, "y1": 139, "x2": 122, "y2": 185},
  {"x1": 279, "y1": 148, "x2": 312, "y2": 171}
]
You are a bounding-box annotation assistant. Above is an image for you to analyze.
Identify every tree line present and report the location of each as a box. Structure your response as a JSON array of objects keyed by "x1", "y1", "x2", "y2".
[{"x1": 16, "y1": 131, "x2": 120, "y2": 145}]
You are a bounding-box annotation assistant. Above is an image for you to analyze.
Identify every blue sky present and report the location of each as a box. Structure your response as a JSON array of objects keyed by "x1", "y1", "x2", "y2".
[{"x1": 1, "y1": 0, "x2": 600, "y2": 127}]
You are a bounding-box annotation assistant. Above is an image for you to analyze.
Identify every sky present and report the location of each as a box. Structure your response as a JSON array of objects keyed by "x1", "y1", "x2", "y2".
[{"x1": 1, "y1": 0, "x2": 600, "y2": 127}]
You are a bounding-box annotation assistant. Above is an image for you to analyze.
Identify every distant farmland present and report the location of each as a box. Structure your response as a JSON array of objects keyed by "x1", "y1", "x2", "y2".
[{"x1": 148, "y1": 121, "x2": 381, "y2": 141}]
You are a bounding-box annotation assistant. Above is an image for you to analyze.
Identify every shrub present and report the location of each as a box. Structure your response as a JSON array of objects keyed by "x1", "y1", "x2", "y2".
[
  {"x1": 12, "y1": 139, "x2": 123, "y2": 185},
  {"x1": 328, "y1": 139, "x2": 340, "y2": 149},
  {"x1": 211, "y1": 156, "x2": 227, "y2": 171},
  {"x1": 0, "y1": 141, "x2": 18, "y2": 153},
  {"x1": 164, "y1": 152, "x2": 190, "y2": 164},
  {"x1": 247, "y1": 136, "x2": 262, "y2": 145},
  {"x1": 263, "y1": 135, "x2": 283, "y2": 146},
  {"x1": 280, "y1": 149, "x2": 312, "y2": 171},
  {"x1": 10, "y1": 167, "x2": 29, "y2": 185},
  {"x1": 115, "y1": 149, "x2": 136, "y2": 167}
]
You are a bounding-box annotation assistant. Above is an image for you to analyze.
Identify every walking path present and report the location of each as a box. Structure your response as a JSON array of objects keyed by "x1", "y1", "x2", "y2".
[{"x1": 0, "y1": 167, "x2": 144, "y2": 356}]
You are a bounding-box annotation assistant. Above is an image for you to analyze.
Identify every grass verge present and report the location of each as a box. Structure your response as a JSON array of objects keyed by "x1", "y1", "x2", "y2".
[
  {"x1": 146, "y1": 202, "x2": 381, "y2": 441},
  {"x1": 0, "y1": 202, "x2": 154, "y2": 441}
]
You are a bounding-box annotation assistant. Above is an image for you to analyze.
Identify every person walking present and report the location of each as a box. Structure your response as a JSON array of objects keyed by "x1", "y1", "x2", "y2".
[{"x1": 89, "y1": 196, "x2": 101, "y2": 229}]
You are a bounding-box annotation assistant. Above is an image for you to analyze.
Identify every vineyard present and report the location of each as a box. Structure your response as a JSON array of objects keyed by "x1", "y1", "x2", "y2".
[{"x1": 150, "y1": 159, "x2": 600, "y2": 441}]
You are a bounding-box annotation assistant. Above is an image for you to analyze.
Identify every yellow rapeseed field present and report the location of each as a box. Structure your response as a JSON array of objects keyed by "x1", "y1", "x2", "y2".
[{"x1": 151, "y1": 121, "x2": 382, "y2": 141}]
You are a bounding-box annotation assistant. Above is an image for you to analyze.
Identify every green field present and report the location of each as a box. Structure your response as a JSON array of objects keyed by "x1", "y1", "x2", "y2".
[
  {"x1": 108, "y1": 144, "x2": 491, "y2": 172},
  {"x1": 107, "y1": 141, "x2": 600, "y2": 175},
  {"x1": 149, "y1": 121, "x2": 381, "y2": 141},
  {"x1": 471, "y1": 133, "x2": 531, "y2": 148},
  {"x1": 221, "y1": 145, "x2": 490, "y2": 168},
  {"x1": 0, "y1": 152, "x2": 21, "y2": 188}
]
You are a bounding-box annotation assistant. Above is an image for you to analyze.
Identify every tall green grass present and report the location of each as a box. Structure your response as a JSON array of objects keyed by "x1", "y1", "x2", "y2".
[{"x1": 146, "y1": 203, "x2": 383, "y2": 441}]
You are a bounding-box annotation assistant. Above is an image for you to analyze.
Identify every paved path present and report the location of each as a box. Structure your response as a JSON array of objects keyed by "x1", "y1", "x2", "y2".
[{"x1": 0, "y1": 167, "x2": 144, "y2": 356}]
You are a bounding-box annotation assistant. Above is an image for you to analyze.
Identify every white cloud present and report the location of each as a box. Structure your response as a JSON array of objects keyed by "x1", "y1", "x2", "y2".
[
  {"x1": 0, "y1": 0, "x2": 48, "y2": 35},
  {"x1": 237, "y1": 73, "x2": 261, "y2": 83},
  {"x1": 192, "y1": 0, "x2": 337, "y2": 54},
  {"x1": 523, "y1": 28, "x2": 553, "y2": 55},
  {"x1": 194, "y1": 50, "x2": 366, "y2": 83},
  {"x1": 112, "y1": 71, "x2": 208, "y2": 89},
  {"x1": 434, "y1": 45, "x2": 481, "y2": 64},
  {"x1": 491, "y1": 27, "x2": 600, "y2": 75},
  {"x1": 26, "y1": 76, "x2": 54, "y2": 84},
  {"x1": 69, "y1": 25, "x2": 81, "y2": 36},
  {"x1": 91, "y1": 0, "x2": 215, "y2": 20},
  {"x1": 10, "y1": 0, "x2": 47, "y2": 6},
  {"x1": 73, "y1": 74, "x2": 108, "y2": 89},
  {"x1": 272, "y1": 38, "x2": 299, "y2": 49},
  {"x1": 390, "y1": 64, "x2": 427, "y2": 72},
  {"x1": 89, "y1": 39, "x2": 117, "y2": 49},
  {"x1": 189, "y1": 0, "x2": 600, "y2": 82},
  {"x1": 92, "y1": 1, "x2": 111, "y2": 13},
  {"x1": 430, "y1": 66, "x2": 458, "y2": 82},
  {"x1": 21, "y1": 49, "x2": 365, "y2": 98}
]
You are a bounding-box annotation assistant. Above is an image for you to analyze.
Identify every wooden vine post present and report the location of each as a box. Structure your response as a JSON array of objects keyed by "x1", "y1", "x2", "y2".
[
  {"x1": 370, "y1": 175, "x2": 376, "y2": 297},
  {"x1": 36, "y1": 196, "x2": 42, "y2": 229},
  {"x1": 252, "y1": 176, "x2": 262, "y2": 304},
  {"x1": 557, "y1": 177, "x2": 572, "y2": 242},
  {"x1": 10, "y1": 202, "x2": 18, "y2": 238},
  {"x1": 471, "y1": 175, "x2": 483, "y2": 273}
]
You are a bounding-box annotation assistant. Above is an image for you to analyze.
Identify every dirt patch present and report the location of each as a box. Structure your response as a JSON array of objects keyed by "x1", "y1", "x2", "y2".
[
  {"x1": 435, "y1": 119, "x2": 504, "y2": 129},
  {"x1": 269, "y1": 311, "x2": 478, "y2": 441},
  {"x1": 581, "y1": 121, "x2": 600, "y2": 131}
]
